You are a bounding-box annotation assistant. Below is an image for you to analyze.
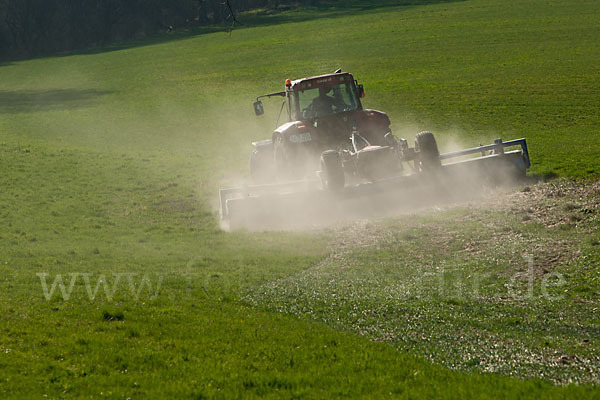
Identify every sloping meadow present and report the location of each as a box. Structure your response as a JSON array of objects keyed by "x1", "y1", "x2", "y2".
[{"x1": 1, "y1": 0, "x2": 599, "y2": 397}]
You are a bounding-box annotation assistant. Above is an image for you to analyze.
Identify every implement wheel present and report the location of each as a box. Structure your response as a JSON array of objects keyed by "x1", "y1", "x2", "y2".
[{"x1": 415, "y1": 131, "x2": 441, "y2": 172}]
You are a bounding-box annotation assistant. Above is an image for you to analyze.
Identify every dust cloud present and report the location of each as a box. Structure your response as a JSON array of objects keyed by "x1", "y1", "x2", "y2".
[{"x1": 219, "y1": 129, "x2": 529, "y2": 231}]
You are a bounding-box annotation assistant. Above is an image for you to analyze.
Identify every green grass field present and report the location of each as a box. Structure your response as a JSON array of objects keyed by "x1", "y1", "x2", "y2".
[{"x1": 1, "y1": 0, "x2": 599, "y2": 397}]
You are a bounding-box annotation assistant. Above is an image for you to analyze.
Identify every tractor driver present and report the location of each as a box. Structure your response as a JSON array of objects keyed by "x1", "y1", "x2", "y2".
[{"x1": 310, "y1": 86, "x2": 347, "y2": 117}]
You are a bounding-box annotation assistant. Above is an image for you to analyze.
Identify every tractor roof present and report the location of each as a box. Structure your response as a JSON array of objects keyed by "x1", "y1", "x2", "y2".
[{"x1": 289, "y1": 72, "x2": 354, "y2": 91}]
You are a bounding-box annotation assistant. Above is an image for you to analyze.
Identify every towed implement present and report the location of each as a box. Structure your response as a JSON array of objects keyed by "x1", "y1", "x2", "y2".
[{"x1": 220, "y1": 70, "x2": 530, "y2": 230}]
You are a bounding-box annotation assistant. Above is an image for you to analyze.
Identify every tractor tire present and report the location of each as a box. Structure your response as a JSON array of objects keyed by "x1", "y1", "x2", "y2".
[
  {"x1": 273, "y1": 134, "x2": 290, "y2": 181},
  {"x1": 320, "y1": 150, "x2": 345, "y2": 191},
  {"x1": 415, "y1": 131, "x2": 441, "y2": 172},
  {"x1": 250, "y1": 148, "x2": 274, "y2": 184}
]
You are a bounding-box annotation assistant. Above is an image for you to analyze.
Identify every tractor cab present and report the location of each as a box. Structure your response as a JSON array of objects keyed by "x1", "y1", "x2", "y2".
[
  {"x1": 287, "y1": 72, "x2": 364, "y2": 121},
  {"x1": 253, "y1": 71, "x2": 365, "y2": 124}
]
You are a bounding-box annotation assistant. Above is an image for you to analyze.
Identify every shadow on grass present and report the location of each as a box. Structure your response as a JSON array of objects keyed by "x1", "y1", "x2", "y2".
[
  {"x1": 242, "y1": 0, "x2": 463, "y2": 26},
  {"x1": 13, "y1": 0, "x2": 463, "y2": 61},
  {"x1": 0, "y1": 89, "x2": 112, "y2": 114}
]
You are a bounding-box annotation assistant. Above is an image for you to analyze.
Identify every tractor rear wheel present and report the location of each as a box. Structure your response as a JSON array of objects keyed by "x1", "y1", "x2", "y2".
[
  {"x1": 320, "y1": 150, "x2": 345, "y2": 191},
  {"x1": 250, "y1": 148, "x2": 274, "y2": 184},
  {"x1": 415, "y1": 131, "x2": 441, "y2": 172},
  {"x1": 273, "y1": 134, "x2": 290, "y2": 181}
]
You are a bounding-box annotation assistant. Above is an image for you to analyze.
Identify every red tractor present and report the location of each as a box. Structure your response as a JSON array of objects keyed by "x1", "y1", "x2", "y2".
[
  {"x1": 250, "y1": 69, "x2": 440, "y2": 190},
  {"x1": 218, "y1": 70, "x2": 530, "y2": 229}
]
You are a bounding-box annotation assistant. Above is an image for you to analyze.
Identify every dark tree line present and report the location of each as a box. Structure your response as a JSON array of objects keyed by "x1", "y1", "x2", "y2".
[{"x1": 0, "y1": 0, "x2": 299, "y2": 60}]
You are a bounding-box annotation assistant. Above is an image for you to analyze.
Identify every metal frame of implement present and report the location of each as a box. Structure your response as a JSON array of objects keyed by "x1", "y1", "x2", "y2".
[{"x1": 220, "y1": 138, "x2": 530, "y2": 221}]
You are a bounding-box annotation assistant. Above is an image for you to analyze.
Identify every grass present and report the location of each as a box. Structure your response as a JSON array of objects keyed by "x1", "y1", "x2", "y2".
[
  {"x1": 245, "y1": 184, "x2": 600, "y2": 385},
  {"x1": 1, "y1": 0, "x2": 599, "y2": 397},
  {"x1": 1, "y1": 0, "x2": 598, "y2": 179}
]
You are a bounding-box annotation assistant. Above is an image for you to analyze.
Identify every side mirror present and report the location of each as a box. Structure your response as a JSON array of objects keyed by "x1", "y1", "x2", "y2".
[
  {"x1": 253, "y1": 100, "x2": 264, "y2": 116},
  {"x1": 356, "y1": 84, "x2": 365, "y2": 98}
]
